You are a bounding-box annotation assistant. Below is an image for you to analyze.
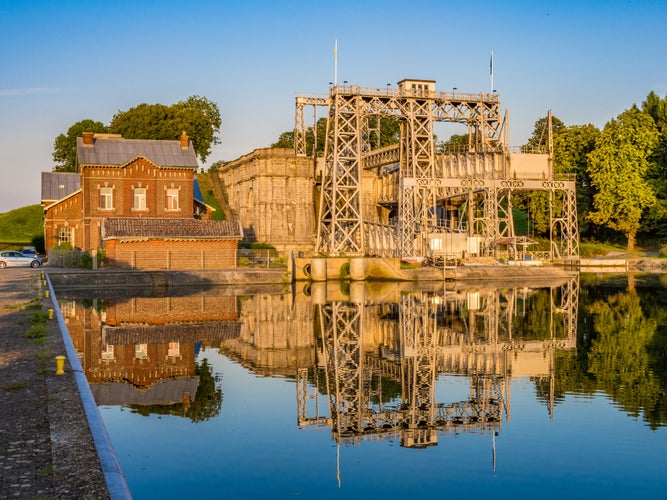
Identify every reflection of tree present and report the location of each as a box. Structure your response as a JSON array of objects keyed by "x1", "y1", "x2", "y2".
[
  {"x1": 129, "y1": 359, "x2": 223, "y2": 423},
  {"x1": 545, "y1": 280, "x2": 667, "y2": 429},
  {"x1": 187, "y1": 359, "x2": 223, "y2": 422},
  {"x1": 587, "y1": 292, "x2": 667, "y2": 428},
  {"x1": 511, "y1": 289, "x2": 562, "y2": 341}
]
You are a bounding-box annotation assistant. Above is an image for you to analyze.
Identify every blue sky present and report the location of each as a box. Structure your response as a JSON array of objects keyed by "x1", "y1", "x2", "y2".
[{"x1": 1, "y1": 0, "x2": 666, "y2": 213}]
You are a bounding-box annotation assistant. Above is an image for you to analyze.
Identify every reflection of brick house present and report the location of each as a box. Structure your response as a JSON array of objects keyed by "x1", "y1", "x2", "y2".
[
  {"x1": 42, "y1": 132, "x2": 242, "y2": 268},
  {"x1": 63, "y1": 294, "x2": 240, "y2": 400}
]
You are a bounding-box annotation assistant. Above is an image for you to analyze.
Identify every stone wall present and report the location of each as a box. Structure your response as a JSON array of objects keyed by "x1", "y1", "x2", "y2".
[{"x1": 217, "y1": 148, "x2": 316, "y2": 254}]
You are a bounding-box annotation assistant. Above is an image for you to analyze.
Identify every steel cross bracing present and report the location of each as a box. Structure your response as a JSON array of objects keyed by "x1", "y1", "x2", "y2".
[
  {"x1": 301, "y1": 85, "x2": 503, "y2": 256},
  {"x1": 315, "y1": 292, "x2": 505, "y2": 446},
  {"x1": 296, "y1": 84, "x2": 580, "y2": 259}
]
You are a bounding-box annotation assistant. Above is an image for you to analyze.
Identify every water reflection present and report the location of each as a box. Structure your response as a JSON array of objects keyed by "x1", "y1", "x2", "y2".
[
  {"x1": 60, "y1": 290, "x2": 244, "y2": 421},
  {"x1": 59, "y1": 276, "x2": 585, "y2": 438},
  {"x1": 55, "y1": 274, "x2": 667, "y2": 498},
  {"x1": 297, "y1": 278, "x2": 578, "y2": 448}
]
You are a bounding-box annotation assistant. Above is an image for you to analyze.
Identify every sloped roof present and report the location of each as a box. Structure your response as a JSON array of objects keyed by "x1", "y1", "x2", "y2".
[
  {"x1": 103, "y1": 218, "x2": 242, "y2": 240},
  {"x1": 90, "y1": 379, "x2": 200, "y2": 406},
  {"x1": 41, "y1": 172, "x2": 80, "y2": 202},
  {"x1": 102, "y1": 322, "x2": 242, "y2": 345},
  {"x1": 193, "y1": 178, "x2": 204, "y2": 203},
  {"x1": 77, "y1": 136, "x2": 199, "y2": 168}
]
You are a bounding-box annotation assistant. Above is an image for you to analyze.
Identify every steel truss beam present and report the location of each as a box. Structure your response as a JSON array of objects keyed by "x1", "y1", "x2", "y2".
[{"x1": 308, "y1": 85, "x2": 503, "y2": 256}]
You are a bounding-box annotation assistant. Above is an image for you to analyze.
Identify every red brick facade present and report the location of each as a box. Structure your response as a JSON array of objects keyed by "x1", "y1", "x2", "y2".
[
  {"x1": 43, "y1": 134, "x2": 241, "y2": 269},
  {"x1": 105, "y1": 239, "x2": 238, "y2": 269}
]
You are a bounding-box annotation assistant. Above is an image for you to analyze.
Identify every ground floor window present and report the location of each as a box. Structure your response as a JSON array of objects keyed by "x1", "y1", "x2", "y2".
[{"x1": 57, "y1": 226, "x2": 74, "y2": 246}]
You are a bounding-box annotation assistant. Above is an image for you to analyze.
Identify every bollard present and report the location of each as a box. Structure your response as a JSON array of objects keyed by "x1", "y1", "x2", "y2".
[
  {"x1": 48, "y1": 309, "x2": 54, "y2": 319},
  {"x1": 43, "y1": 280, "x2": 47, "y2": 286},
  {"x1": 45, "y1": 289, "x2": 49, "y2": 298},
  {"x1": 55, "y1": 356, "x2": 66, "y2": 375}
]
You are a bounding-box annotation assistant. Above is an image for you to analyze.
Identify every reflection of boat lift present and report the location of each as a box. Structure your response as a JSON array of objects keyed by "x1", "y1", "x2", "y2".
[
  {"x1": 296, "y1": 277, "x2": 579, "y2": 445},
  {"x1": 295, "y1": 278, "x2": 578, "y2": 485}
]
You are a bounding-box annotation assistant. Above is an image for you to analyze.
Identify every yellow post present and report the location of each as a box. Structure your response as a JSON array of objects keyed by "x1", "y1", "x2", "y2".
[
  {"x1": 45, "y1": 289, "x2": 49, "y2": 298},
  {"x1": 55, "y1": 355, "x2": 66, "y2": 375},
  {"x1": 48, "y1": 309, "x2": 54, "y2": 319}
]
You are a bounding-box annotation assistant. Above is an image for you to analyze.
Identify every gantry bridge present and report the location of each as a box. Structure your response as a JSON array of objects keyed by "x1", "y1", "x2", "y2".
[{"x1": 295, "y1": 80, "x2": 579, "y2": 260}]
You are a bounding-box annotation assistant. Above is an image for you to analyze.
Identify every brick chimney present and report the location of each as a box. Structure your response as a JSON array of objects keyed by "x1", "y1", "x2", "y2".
[
  {"x1": 82, "y1": 132, "x2": 94, "y2": 145},
  {"x1": 180, "y1": 130, "x2": 189, "y2": 149}
]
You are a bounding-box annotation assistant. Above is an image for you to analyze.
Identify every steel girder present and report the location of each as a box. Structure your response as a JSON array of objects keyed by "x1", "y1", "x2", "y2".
[
  {"x1": 316, "y1": 93, "x2": 369, "y2": 254},
  {"x1": 311, "y1": 85, "x2": 504, "y2": 256}
]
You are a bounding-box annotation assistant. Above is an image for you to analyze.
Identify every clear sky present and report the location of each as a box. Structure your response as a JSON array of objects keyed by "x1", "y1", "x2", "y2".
[{"x1": 1, "y1": 0, "x2": 666, "y2": 213}]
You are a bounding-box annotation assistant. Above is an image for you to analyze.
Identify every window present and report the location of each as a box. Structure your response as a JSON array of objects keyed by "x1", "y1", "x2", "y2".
[
  {"x1": 166, "y1": 188, "x2": 179, "y2": 211},
  {"x1": 57, "y1": 226, "x2": 73, "y2": 246},
  {"x1": 135, "y1": 343, "x2": 148, "y2": 360},
  {"x1": 133, "y1": 187, "x2": 147, "y2": 211},
  {"x1": 100, "y1": 187, "x2": 113, "y2": 210},
  {"x1": 101, "y1": 344, "x2": 114, "y2": 361},
  {"x1": 168, "y1": 341, "x2": 180, "y2": 358}
]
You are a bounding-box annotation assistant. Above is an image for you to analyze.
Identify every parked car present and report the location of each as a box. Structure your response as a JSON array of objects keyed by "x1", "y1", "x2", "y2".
[
  {"x1": 0, "y1": 250, "x2": 42, "y2": 268},
  {"x1": 21, "y1": 246, "x2": 38, "y2": 257}
]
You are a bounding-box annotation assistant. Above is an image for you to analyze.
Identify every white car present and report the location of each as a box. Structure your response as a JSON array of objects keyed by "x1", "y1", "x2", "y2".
[{"x1": 0, "y1": 250, "x2": 42, "y2": 268}]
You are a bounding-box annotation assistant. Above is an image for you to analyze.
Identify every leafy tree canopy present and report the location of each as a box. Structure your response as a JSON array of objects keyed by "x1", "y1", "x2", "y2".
[
  {"x1": 587, "y1": 107, "x2": 660, "y2": 250},
  {"x1": 53, "y1": 96, "x2": 221, "y2": 171},
  {"x1": 52, "y1": 119, "x2": 108, "y2": 172},
  {"x1": 553, "y1": 124, "x2": 600, "y2": 236},
  {"x1": 109, "y1": 95, "x2": 221, "y2": 163},
  {"x1": 525, "y1": 114, "x2": 566, "y2": 151}
]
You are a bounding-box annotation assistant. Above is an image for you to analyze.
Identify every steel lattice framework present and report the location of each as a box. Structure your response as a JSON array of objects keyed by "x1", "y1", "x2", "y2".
[{"x1": 295, "y1": 82, "x2": 579, "y2": 259}]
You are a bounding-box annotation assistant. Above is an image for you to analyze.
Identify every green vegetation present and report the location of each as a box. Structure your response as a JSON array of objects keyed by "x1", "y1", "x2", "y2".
[
  {"x1": 2, "y1": 381, "x2": 29, "y2": 392},
  {"x1": 195, "y1": 172, "x2": 226, "y2": 220},
  {"x1": 53, "y1": 95, "x2": 221, "y2": 171},
  {"x1": 0, "y1": 205, "x2": 44, "y2": 248},
  {"x1": 127, "y1": 359, "x2": 223, "y2": 422},
  {"x1": 27, "y1": 310, "x2": 49, "y2": 344}
]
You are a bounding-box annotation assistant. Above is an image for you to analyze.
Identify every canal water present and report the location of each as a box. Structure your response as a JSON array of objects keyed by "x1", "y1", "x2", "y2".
[{"x1": 56, "y1": 273, "x2": 667, "y2": 499}]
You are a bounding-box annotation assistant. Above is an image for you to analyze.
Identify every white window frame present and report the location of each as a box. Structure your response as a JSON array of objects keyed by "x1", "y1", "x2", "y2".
[
  {"x1": 166, "y1": 188, "x2": 179, "y2": 211},
  {"x1": 135, "y1": 343, "x2": 148, "y2": 360},
  {"x1": 133, "y1": 187, "x2": 147, "y2": 211},
  {"x1": 100, "y1": 187, "x2": 113, "y2": 210},
  {"x1": 57, "y1": 226, "x2": 74, "y2": 246}
]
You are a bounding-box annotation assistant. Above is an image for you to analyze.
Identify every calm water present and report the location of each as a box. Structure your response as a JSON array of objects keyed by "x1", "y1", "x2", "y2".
[{"x1": 57, "y1": 273, "x2": 667, "y2": 499}]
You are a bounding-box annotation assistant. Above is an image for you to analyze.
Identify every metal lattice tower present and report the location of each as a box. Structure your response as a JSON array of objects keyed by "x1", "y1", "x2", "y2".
[{"x1": 295, "y1": 80, "x2": 580, "y2": 260}]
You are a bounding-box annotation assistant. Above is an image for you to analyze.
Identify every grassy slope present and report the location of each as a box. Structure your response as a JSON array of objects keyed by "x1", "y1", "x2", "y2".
[
  {"x1": 0, "y1": 205, "x2": 43, "y2": 247},
  {"x1": 195, "y1": 172, "x2": 225, "y2": 220}
]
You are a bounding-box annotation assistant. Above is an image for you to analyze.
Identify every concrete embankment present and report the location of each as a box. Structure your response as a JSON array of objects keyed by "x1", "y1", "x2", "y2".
[{"x1": 46, "y1": 268, "x2": 288, "y2": 289}]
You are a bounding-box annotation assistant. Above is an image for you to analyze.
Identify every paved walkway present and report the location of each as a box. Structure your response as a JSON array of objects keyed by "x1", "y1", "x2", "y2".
[{"x1": 0, "y1": 268, "x2": 109, "y2": 499}]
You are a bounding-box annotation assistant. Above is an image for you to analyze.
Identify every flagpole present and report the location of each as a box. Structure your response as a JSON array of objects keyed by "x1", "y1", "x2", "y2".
[
  {"x1": 490, "y1": 51, "x2": 494, "y2": 93},
  {"x1": 334, "y1": 40, "x2": 338, "y2": 86}
]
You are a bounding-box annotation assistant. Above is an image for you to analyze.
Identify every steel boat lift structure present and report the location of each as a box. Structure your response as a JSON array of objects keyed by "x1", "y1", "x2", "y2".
[{"x1": 295, "y1": 79, "x2": 579, "y2": 262}]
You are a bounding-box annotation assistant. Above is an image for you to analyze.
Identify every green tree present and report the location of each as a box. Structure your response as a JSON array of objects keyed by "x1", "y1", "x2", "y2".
[
  {"x1": 525, "y1": 115, "x2": 566, "y2": 151},
  {"x1": 108, "y1": 95, "x2": 221, "y2": 163},
  {"x1": 587, "y1": 108, "x2": 660, "y2": 251},
  {"x1": 553, "y1": 124, "x2": 600, "y2": 237},
  {"x1": 368, "y1": 116, "x2": 401, "y2": 149},
  {"x1": 437, "y1": 133, "x2": 469, "y2": 152},
  {"x1": 641, "y1": 91, "x2": 667, "y2": 239},
  {"x1": 271, "y1": 130, "x2": 295, "y2": 149},
  {"x1": 52, "y1": 119, "x2": 108, "y2": 172},
  {"x1": 515, "y1": 115, "x2": 567, "y2": 237}
]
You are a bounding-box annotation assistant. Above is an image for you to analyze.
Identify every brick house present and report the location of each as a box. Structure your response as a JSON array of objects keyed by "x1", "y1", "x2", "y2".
[{"x1": 43, "y1": 132, "x2": 242, "y2": 269}]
